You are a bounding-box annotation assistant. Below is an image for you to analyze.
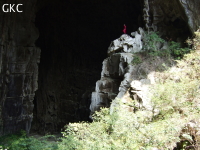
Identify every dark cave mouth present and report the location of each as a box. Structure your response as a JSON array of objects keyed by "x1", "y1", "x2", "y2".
[
  {"x1": 31, "y1": 0, "x2": 192, "y2": 134},
  {"x1": 32, "y1": 0, "x2": 143, "y2": 133}
]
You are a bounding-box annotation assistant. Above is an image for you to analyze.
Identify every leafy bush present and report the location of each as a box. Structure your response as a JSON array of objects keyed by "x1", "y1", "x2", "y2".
[
  {"x1": 131, "y1": 55, "x2": 142, "y2": 65},
  {"x1": 0, "y1": 130, "x2": 58, "y2": 150},
  {"x1": 59, "y1": 98, "x2": 199, "y2": 149},
  {"x1": 142, "y1": 31, "x2": 191, "y2": 59},
  {"x1": 151, "y1": 50, "x2": 200, "y2": 149},
  {"x1": 143, "y1": 31, "x2": 165, "y2": 56},
  {"x1": 169, "y1": 41, "x2": 191, "y2": 59}
]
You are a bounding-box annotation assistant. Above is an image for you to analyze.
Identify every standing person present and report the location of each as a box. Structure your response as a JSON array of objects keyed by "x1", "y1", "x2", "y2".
[{"x1": 123, "y1": 24, "x2": 126, "y2": 34}]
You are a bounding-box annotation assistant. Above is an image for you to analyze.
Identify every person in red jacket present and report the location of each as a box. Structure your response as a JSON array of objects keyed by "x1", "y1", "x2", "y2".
[{"x1": 123, "y1": 24, "x2": 126, "y2": 34}]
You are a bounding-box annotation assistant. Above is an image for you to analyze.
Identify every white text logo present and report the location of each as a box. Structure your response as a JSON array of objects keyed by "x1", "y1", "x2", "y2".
[{"x1": 2, "y1": 4, "x2": 23, "y2": 13}]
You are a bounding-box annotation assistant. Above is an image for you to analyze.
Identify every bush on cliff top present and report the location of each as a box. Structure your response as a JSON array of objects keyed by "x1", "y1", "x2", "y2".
[{"x1": 143, "y1": 31, "x2": 191, "y2": 59}]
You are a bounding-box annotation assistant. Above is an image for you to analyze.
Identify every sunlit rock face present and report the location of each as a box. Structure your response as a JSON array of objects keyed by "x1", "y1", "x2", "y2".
[
  {"x1": 90, "y1": 28, "x2": 145, "y2": 118},
  {"x1": 108, "y1": 28, "x2": 144, "y2": 55}
]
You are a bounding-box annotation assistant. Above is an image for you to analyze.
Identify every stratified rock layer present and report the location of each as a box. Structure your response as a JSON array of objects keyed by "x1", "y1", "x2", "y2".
[
  {"x1": 90, "y1": 29, "x2": 145, "y2": 117},
  {"x1": 0, "y1": 0, "x2": 40, "y2": 135}
]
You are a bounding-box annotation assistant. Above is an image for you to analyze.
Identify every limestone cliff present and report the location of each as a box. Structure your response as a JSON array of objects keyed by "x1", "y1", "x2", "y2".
[
  {"x1": 0, "y1": 0, "x2": 40, "y2": 135},
  {"x1": 90, "y1": 30, "x2": 144, "y2": 117}
]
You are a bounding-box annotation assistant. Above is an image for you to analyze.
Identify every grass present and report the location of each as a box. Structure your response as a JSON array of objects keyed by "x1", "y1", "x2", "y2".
[{"x1": 0, "y1": 131, "x2": 58, "y2": 150}]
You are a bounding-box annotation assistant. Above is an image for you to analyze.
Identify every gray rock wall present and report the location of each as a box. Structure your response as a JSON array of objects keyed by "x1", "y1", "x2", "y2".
[
  {"x1": 143, "y1": 0, "x2": 200, "y2": 42},
  {"x1": 178, "y1": 0, "x2": 200, "y2": 33},
  {"x1": 90, "y1": 32, "x2": 143, "y2": 117},
  {"x1": 0, "y1": 0, "x2": 40, "y2": 135}
]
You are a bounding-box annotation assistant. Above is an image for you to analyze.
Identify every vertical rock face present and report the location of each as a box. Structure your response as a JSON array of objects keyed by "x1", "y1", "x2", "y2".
[
  {"x1": 178, "y1": 0, "x2": 200, "y2": 33},
  {"x1": 90, "y1": 30, "x2": 145, "y2": 117},
  {"x1": 0, "y1": 0, "x2": 40, "y2": 135}
]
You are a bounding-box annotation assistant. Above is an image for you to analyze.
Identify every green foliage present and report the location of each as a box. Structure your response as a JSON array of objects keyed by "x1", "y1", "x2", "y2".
[
  {"x1": 143, "y1": 31, "x2": 165, "y2": 56},
  {"x1": 169, "y1": 41, "x2": 191, "y2": 59},
  {"x1": 151, "y1": 50, "x2": 200, "y2": 149},
  {"x1": 58, "y1": 102, "x2": 192, "y2": 149},
  {"x1": 142, "y1": 31, "x2": 191, "y2": 59},
  {"x1": 131, "y1": 55, "x2": 142, "y2": 65},
  {"x1": 0, "y1": 130, "x2": 58, "y2": 150}
]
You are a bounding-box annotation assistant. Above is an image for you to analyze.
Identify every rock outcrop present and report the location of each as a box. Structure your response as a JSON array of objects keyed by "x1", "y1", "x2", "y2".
[
  {"x1": 90, "y1": 27, "x2": 174, "y2": 118},
  {"x1": 108, "y1": 28, "x2": 144, "y2": 55},
  {"x1": 90, "y1": 29, "x2": 147, "y2": 117},
  {"x1": 89, "y1": 53, "x2": 133, "y2": 118}
]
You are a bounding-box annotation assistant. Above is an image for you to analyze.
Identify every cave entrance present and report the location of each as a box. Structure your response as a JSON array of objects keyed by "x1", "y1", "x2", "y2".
[{"x1": 32, "y1": 0, "x2": 143, "y2": 134}]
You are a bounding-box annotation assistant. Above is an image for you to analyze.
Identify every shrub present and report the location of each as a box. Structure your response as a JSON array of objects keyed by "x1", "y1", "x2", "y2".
[
  {"x1": 59, "y1": 99, "x2": 198, "y2": 149},
  {"x1": 142, "y1": 31, "x2": 191, "y2": 59},
  {"x1": 0, "y1": 130, "x2": 58, "y2": 150},
  {"x1": 143, "y1": 31, "x2": 165, "y2": 56},
  {"x1": 169, "y1": 41, "x2": 191, "y2": 59},
  {"x1": 151, "y1": 50, "x2": 200, "y2": 149},
  {"x1": 131, "y1": 55, "x2": 142, "y2": 65}
]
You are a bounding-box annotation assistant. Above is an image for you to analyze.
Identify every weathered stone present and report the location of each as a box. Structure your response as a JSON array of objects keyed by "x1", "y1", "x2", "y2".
[
  {"x1": 130, "y1": 80, "x2": 152, "y2": 111},
  {"x1": 91, "y1": 28, "x2": 176, "y2": 118},
  {"x1": 90, "y1": 51, "x2": 136, "y2": 117},
  {"x1": 95, "y1": 78, "x2": 120, "y2": 94},
  {"x1": 0, "y1": 0, "x2": 40, "y2": 135},
  {"x1": 145, "y1": 0, "x2": 200, "y2": 41},
  {"x1": 107, "y1": 28, "x2": 144, "y2": 55},
  {"x1": 178, "y1": 0, "x2": 200, "y2": 33},
  {"x1": 90, "y1": 92, "x2": 109, "y2": 117}
]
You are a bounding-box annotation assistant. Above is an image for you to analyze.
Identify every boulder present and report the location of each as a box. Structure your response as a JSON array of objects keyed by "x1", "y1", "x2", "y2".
[{"x1": 107, "y1": 28, "x2": 144, "y2": 55}]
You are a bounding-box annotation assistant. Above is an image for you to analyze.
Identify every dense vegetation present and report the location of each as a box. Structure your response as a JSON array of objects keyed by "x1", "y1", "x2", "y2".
[
  {"x1": 1, "y1": 31, "x2": 200, "y2": 150},
  {"x1": 0, "y1": 131, "x2": 58, "y2": 150}
]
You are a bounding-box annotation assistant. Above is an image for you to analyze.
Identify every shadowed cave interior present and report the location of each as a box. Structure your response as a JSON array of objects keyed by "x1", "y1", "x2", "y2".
[{"x1": 31, "y1": 0, "x2": 143, "y2": 134}]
